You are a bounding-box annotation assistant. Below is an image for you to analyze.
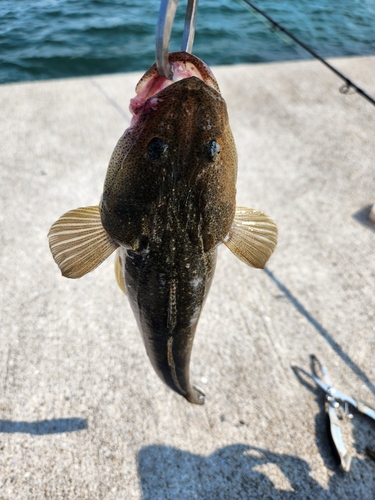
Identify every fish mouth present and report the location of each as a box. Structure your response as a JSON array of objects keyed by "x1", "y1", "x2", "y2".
[{"x1": 129, "y1": 51, "x2": 220, "y2": 127}]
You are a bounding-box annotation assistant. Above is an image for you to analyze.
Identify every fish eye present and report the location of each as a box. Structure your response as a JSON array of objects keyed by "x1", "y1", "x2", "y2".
[
  {"x1": 147, "y1": 138, "x2": 168, "y2": 160},
  {"x1": 204, "y1": 140, "x2": 220, "y2": 161}
]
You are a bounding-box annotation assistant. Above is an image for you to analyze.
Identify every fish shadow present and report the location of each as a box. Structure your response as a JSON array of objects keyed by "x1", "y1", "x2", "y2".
[
  {"x1": 0, "y1": 418, "x2": 87, "y2": 435},
  {"x1": 138, "y1": 442, "x2": 375, "y2": 499}
]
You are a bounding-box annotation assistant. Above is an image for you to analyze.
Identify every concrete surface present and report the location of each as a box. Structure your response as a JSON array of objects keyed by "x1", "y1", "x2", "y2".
[{"x1": 1, "y1": 55, "x2": 375, "y2": 499}]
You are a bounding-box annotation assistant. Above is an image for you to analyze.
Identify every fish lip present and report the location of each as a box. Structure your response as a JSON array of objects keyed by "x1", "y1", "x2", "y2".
[
  {"x1": 129, "y1": 52, "x2": 221, "y2": 128},
  {"x1": 136, "y1": 51, "x2": 220, "y2": 94},
  {"x1": 166, "y1": 51, "x2": 220, "y2": 91}
]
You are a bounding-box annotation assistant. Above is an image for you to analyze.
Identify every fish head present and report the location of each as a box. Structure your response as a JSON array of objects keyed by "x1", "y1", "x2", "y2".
[{"x1": 100, "y1": 52, "x2": 237, "y2": 253}]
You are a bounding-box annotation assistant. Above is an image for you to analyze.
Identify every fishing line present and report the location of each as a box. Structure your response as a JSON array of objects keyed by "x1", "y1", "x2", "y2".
[{"x1": 238, "y1": 0, "x2": 375, "y2": 107}]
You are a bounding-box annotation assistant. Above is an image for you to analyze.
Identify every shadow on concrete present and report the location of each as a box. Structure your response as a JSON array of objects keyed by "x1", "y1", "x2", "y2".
[
  {"x1": 264, "y1": 268, "x2": 375, "y2": 395},
  {"x1": 138, "y1": 443, "x2": 373, "y2": 499},
  {"x1": 89, "y1": 78, "x2": 130, "y2": 120},
  {"x1": 352, "y1": 205, "x2": 375, "y2": 232},
  {"x1": 138, "y1": 444, "x2": 321, "y2": 499},
  {"x1": 0, "y1": 418, "x2": 87, "y2": 434}
]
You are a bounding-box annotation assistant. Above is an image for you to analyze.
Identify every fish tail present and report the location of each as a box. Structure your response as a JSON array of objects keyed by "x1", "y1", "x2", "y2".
[
  {"x1": 146, "y1": 331, "x2": 205, "y2": 405},
  {"x1": 167, "y1": 334, "x2": 205, "y2": 404}
]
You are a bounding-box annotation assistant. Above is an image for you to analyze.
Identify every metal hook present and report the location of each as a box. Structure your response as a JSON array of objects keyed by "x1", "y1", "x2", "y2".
[
  {"x1": 181, "y1": 0, "x2": 198, "y2": 53},
  {"x1": 156, "y1": 0, "x2": 199, "y2": 78},
  {"x1": 339, "y1": 83, "x2": 356, "y2": 95}
]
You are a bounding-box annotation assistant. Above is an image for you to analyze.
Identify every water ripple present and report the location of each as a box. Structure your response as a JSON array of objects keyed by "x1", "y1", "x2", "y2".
[{"x1": 0, "y1": 0, "x2": 374, "y2": 84}]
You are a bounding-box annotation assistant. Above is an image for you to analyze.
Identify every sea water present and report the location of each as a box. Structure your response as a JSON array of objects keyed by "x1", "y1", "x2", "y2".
[{"x1": 0, "y1": 0, "x2": 374, "y2": 84}]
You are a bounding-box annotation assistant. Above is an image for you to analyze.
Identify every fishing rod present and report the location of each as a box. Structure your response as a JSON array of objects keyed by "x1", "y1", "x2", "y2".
[{"x1": 240, "y1": 0, "x2": 375, "y2": 108}]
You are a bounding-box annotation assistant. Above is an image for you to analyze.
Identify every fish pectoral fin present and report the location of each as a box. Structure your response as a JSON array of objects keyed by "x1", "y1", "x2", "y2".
[
  {"x1": 48, "y1": 206, "x2": 118, "y2": 279},
  {"x1": 114, "y1": 249, "x2": 127, "y2": 294},
  {"x1": 224, "y1": 207, "x2": 278, "y2": 268}
]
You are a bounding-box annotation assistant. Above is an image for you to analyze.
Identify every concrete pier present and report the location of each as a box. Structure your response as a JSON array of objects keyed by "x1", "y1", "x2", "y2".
[{"x1": 1, "y1": 55, "x2": 375, "y2": 498}]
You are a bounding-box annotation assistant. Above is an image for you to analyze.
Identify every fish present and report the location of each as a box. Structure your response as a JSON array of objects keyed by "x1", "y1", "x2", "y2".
[{"x1": 48, "y1": 52, "x2": 278, "y2": 405}]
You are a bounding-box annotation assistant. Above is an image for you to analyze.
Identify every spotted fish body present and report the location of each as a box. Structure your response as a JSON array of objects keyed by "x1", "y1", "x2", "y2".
[{"x1": 48, "y1": 52, "x2": 278, "y2": 404}]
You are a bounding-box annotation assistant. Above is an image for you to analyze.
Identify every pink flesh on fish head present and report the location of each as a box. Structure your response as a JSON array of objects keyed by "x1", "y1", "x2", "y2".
[{"x1": 129, "y1": 51, "x2": 220, "y2": 127}]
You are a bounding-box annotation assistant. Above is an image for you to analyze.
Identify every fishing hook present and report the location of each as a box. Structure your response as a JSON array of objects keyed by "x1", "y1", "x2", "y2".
[
  {"x1": 156, "y1": 0, "x2": 199, "y2": 78},
  {"x1": 339, "y1": 83, "x2": 357, "y2": 95}
]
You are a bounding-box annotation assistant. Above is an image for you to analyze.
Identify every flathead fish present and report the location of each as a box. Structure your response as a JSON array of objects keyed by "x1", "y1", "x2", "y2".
[{"x1": 48, "y1": 52, "x2": 278, "y2": 404}]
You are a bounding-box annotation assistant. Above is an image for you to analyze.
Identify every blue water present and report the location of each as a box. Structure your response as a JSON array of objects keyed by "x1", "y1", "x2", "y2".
[{"x1": 1, "y1": 0, "x2": 374, "y2": 84}]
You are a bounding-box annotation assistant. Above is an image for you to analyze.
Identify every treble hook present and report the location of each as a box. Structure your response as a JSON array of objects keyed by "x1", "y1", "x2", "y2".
[{"x1": 156, "y1": 0, "x2": 199, "y2": 78}]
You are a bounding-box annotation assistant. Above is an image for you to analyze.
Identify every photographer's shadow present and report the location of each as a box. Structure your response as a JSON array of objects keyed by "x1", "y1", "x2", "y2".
[
  {"x1": 138, "y1": 443, "x2": 324, "y2": 499},
  {"x1": 138, "y1": 440, "x2": 374, "y2": 499}
]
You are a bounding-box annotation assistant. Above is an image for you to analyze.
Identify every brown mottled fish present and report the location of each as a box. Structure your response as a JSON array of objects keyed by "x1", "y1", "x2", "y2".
[{"x1": 48, "y1": 52, "x2": 277, "y2": 405}]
